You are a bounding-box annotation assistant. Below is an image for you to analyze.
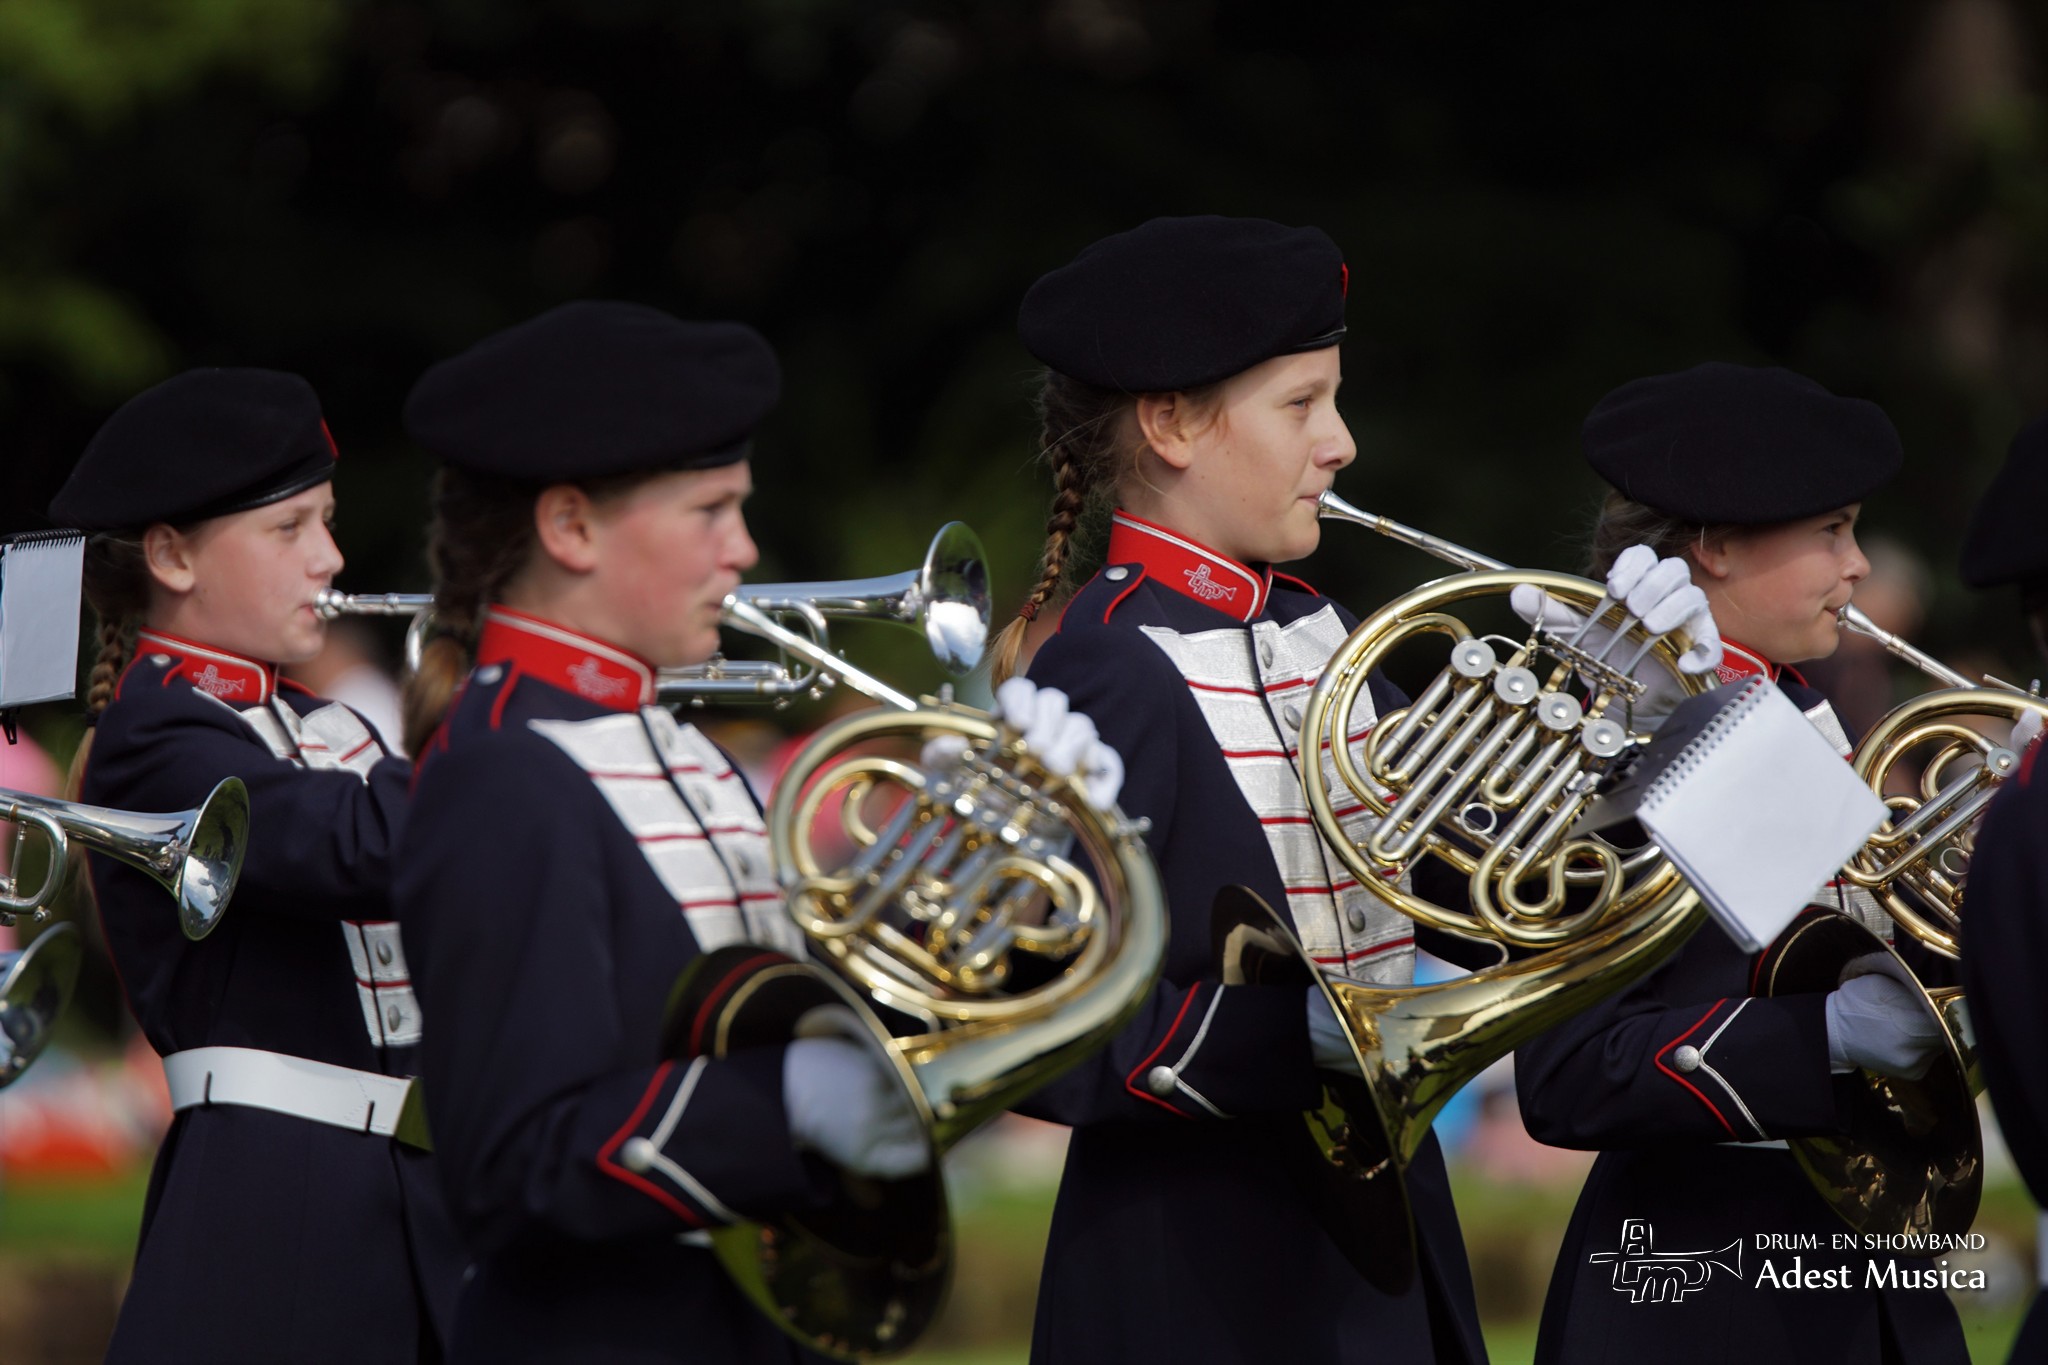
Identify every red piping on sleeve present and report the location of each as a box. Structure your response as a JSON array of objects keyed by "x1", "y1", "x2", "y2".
[
  {"x1": 1124, "y1": 984, "x2": 1204, "y2": 1119},
  {"x1": 596, "y1": 1062, "x2": 706, "y2": 1226},
  {"x1": 1653, "y1": 1000, "x2": 1736, "y2": 1138},
  {"x1": 686, "y1": 951, "x2": 790, "y2": 1058}
]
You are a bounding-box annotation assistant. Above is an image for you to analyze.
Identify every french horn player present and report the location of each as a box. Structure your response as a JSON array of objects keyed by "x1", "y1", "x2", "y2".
[
  {"x1": 393, "y1": 302, "x2": 1141, "y2": 1364},
  {"x1": 987, "y1": 216, "x2": 1722, "y2": 1365},
  {"x1": 1513, "y1": 364, "x2": 1970, "y2": 1365}
]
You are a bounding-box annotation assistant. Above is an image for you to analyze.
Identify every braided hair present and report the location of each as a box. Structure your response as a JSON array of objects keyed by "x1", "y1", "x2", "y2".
[
  {"x1": 64, "y1": 534, "x2": 153, "y2": 798},
  {"x1": 989, "y1": 372, "x2": 1223, "y2": 685}
]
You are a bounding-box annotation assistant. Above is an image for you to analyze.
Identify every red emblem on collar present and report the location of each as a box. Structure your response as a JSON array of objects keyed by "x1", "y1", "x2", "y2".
[
  {"x1": 1713, "y1": 640, "x2": 1780, "y2": 686},
  {"x1": 475, "y1": 608, "x2": 655, "y2": 711},
  {"x1": 134, "y1": 630, "x2": 277, "y2": 704},
  {"x1": 1105, "y1": 511, "x2": 1271, "y2": 623}
]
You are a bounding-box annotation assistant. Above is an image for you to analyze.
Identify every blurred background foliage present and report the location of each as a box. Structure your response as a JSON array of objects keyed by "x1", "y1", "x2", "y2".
[
  {"x1": 3, "y1": 5, "x2": 2047, "y2": 1359},
  {"x1": 4, "y1": 0, "x2": 2048, "y2": 678}
]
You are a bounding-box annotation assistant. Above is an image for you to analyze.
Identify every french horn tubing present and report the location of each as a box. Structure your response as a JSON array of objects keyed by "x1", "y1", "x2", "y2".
[
  {"x1": 1214, "y1": 490, "x2": 1716, "y2": 1292},
  {"x1": 646, "y1": 531, "x2": 1164, "y2": 1359}
]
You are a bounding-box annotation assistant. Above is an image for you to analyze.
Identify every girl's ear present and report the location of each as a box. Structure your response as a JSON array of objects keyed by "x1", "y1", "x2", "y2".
[
  {"x1": 1692, "y1": 528, "x2": 1736, "y2": 582},
  {"x1": 1135, "y1": 392, "x2": 1198, "y2": 472},
  {"x1": 531, "y1": 484, "x2": 601, "y2": 574},
  {"x1": 142, "y1": 523, "x2": 197, "y2": 595}
]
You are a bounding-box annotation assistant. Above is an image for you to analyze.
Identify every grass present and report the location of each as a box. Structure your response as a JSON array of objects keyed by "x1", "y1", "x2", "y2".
[{"x1": 0, "y1": 1165, "x2": 2027, "y2": 1363}]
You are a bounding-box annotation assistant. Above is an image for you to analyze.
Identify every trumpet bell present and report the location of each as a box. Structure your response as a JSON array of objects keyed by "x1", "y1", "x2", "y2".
[
  {"x1": 0, "y1": 924, "x2": 83, "y2": 1088},
  {"x1": 1756, "y1": 911, "x2": 1980, "y2": 1243},
  {"x1": 171, "y1": 778, "x2": 250, "y2": 940}
]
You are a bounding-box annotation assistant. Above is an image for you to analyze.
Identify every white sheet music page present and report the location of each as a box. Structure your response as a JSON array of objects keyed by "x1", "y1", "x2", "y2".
[
  {"x1": 0, "y1": 532, "x2": 86, "y2": 708},
  {"x1": 1632, "y1": 679, "x2": 1889, "y2": 952}
]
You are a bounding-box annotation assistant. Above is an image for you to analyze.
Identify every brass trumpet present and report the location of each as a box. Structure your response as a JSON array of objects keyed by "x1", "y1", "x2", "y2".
[
  {"x1": 316, "y1": 521, "x2": 991, "y2": 705},
  {"x1": 3, "y1": 780, "x2": 248, "y2": 940},
  {"x1": 1218, "y1": 491, "x2": 1715, "y2": 1290}
]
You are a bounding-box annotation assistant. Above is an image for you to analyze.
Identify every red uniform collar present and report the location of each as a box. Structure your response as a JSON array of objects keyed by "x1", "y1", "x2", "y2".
[
  {"x1": 1105, "y1": 511, "x2": 1272, "y2": 624},
  {"x1": 475, "y1": 607, "x2": 656, "y2": 711},
  {"x1": 135, "y1": 630, "x2": 277, "y2": 704},
  {"x1": 1713, "y1": 639, "x2": 1806, "y2": 688}
]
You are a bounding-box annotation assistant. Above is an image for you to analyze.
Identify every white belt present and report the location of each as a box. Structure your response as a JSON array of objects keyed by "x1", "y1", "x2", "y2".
[{"x1": 165, "y1": 1047, "x2": 419, "y2": 1141}]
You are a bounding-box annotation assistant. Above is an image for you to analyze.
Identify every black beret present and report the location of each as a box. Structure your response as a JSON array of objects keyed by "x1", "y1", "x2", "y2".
[
  {"x1": 50, "y1": 369, "x2": 336, "y2": 532},
  {"x1": 1017, "y1": 215, "x2": 1347, "y2": 392},
  {"x1": 404, "y1": 301, "x2": 781, "y2": 481},
  {"x1": 1961, "y1": 415, "x2": 2048, "y2": 590},
  {"x1": 1583, "y1": 362, "x2": 1902, "y2": 525}
]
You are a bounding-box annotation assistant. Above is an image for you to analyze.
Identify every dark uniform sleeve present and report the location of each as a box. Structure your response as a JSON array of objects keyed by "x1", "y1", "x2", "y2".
[
  {"x1": 398, "y1": 736, "x2": 814, "y2": 1256},
  {"x1": 1014, "y1": 623, "x2": 1324, "y2": 1127},
  {"x1": 87, "y1": 684, "x2": 407, "y2": 922},
  {"x1": 1515, "y1": 929, "x2": 1844, "y2": 1147},
  {"x1": 1961, "y1": 763, "x2": 2048, "y2": 1209}
]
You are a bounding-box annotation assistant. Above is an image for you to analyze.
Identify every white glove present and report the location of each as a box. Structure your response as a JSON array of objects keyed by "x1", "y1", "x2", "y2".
[
  {"x1": 992, "y1": 677, "x2": 1126, "y2": 808},
  {"x1": 782, "y1": 1037, "x2": 932, "y2": 1179},
  {"x1": 1306, "y1": 989, "x2": 1363, "y2": 1077},
  {"x1": 2012, "y1": 708, "x2": 2044, "y2": 754},
  {"x1": 1825, "y1": 972, "x2": 1944, "y2": 1080},
  {"x1": 1508, "y1": 547, "x2": 1722, "y2": 677}
]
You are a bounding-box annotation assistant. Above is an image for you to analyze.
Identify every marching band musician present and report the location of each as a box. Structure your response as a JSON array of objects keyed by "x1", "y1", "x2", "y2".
[
  {"x1": 50, "y1": 369, "x2": 466, "y2": 1362},
  {"x1": 1955, "y1": 413, "x2": 2048, "y2": 1365},
  {"x1": 390, "y1": 300, "x2": 1121, "y2": 1362},
  {"x1": 1513, "y1": 363, "x2": 1968, "y2": 1364},
  {"x1": 989, "y1": 216, "x2": 1721, "y2": 1365}
]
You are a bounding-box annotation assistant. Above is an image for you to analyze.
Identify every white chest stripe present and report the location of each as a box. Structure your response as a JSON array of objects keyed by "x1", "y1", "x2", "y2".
[
  {"x1": 528, "y1": 710, "x2": 804, "y2": 957},
  {"x1": 220, "y1": 693, "x2": 421, "y2": 1049},
  {"x1": 1140, "y1": 605, "x2": 1414, "y2": 986}
]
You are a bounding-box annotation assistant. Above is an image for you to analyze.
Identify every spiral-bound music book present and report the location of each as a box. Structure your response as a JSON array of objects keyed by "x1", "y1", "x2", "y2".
[
  {"x1": 1575, "y1": 676, "x2": 1890, "y2": 952},
  {"x1": 0, "y1": 530, "x2": 86, "y2": 709}
]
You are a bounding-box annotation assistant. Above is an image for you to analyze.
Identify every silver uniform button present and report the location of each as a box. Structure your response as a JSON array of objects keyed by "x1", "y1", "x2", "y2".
[
  {"x1": 736, "y1": 852, "x2": 754, "y2": 878},
  {"x1": 375, "y1": 940, "x2": 395, "y2": 966},
  {"x1": 1259, "y1": 640, "x2": 1275, "y2": 667},
  {"x1": 1671, "y1": 1045, "x2": 1703, "y2": 1073},
  {"x1": 1104, "y1": 566, "x2": 1129, "y2": 581},
  {"x1": 1346, "y1": 907, "x2": 1368, "y2": 932},
  {"x1": 151, "y1": 654, "x2": 172, "y2": 666},
  {"x1": 474, "y1": 664, "x2": 503, "y2": 684},
  {"x1": 1146, "y1": 1065, "x2": 1177, "y2": 1097},
  {"x1": 386, "y1": 1003, "x2": 405, "y2": 1030},
  {"x1": 1283, "y1": 703, "x2": 1302, "y2": 729}
]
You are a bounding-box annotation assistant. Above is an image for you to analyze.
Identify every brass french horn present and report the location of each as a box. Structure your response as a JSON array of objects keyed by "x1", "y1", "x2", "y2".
[
  {"x1": 1754, "y1": 611, "x2": 2044, "y2": 1242},
  {"x1": 649, "y1": 535, "x2": 1164, "y2": 1360},
  {"x1": 1214, "y1": 492, "x2": 1716, "y2": 1291}
]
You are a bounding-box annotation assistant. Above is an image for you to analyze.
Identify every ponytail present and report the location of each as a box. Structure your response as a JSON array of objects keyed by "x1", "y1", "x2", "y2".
[{"x1": 400, "y1": 468, "x2": 539, "y2": 756}]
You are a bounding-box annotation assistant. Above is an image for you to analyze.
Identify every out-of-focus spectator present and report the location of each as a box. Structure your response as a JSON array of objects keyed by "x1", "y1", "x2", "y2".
[{"x1": 284, "y1": 619, "x2": 406, "y2": 755}]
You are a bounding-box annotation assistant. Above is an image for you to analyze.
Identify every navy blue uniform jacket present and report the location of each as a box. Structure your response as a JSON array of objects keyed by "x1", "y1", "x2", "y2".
[
  {"x1": 1017, "y1": 513, "x2": 1488, "y2": 1365},
  {"x1": 1515, "y1": 658, "x2": 1966, "y2": 1365},
  {"x1": 397, "y1": 609, "x2": 827, "y2": 1364},
  {"x1": 1961, "y1": 739, "x2": 2048, "y2": 1365},
  {"x1": 84, "y1": 631, "x2": 464, "y2": 1363}
]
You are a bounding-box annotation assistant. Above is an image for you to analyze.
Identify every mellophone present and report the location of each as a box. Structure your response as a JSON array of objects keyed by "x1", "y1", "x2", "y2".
[{"x1": 22, "y1": 503, "x2": 2031, "y2": 1360}]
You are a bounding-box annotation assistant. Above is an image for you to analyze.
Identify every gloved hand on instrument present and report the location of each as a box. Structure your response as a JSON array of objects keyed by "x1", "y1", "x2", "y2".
[
  {"x1": 783, "y1": 1035, "x2": 932, "y2": 1179},
  {"x1": 2011, "y1": 707, "x2": 2044, "y2": 756},
  {"x1": 920, "y1": 677, "x2": 1125, "y2": 808},
  {"x1": 1509, "y1": 544, "x2": 1723, "y2": 725},
  {"x1": 1307, "y1": 989, "x2": 1363, "y2": 1078},
  {"x1": 1824, "y1": 967, "x2": 1944, "y2": 1081}
]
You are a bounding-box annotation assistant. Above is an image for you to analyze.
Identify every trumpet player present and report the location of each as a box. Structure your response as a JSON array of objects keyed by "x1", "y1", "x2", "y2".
[
  {"x1": 990, "y1": 215, "x2": 1721, "y2": 1365},
  {"x1": 391, "y1": 301, "x2": 1120, "y2": 1362},
  {"x1": 1513, "y1": 363, "x2": 1966, "y2": 1364},
  {"x1": 50, "y1": 369, "x2": 466, "y2": 1362},
  {"x1": 1957, "y1": 413, "x2": 2048, "y2": 1365}
]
